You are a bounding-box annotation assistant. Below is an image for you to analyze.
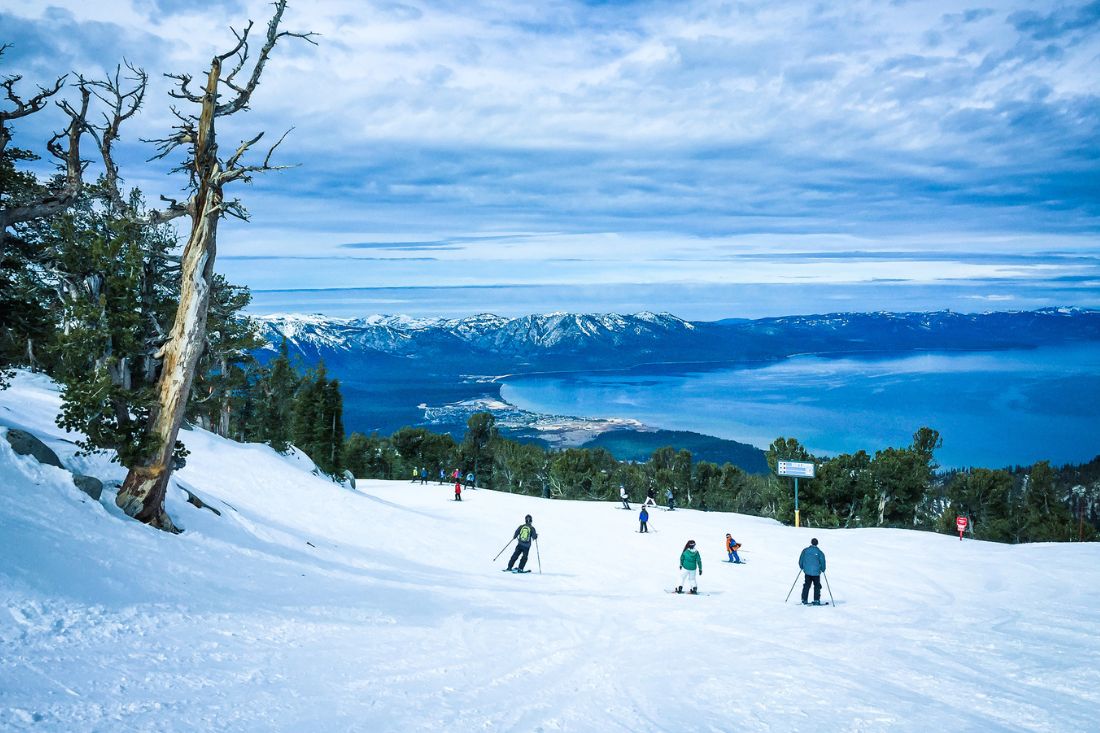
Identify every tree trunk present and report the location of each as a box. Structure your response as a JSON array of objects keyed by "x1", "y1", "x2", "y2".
[{"x1": 115, "y1": 61, "x2": 224, "y2": 532}]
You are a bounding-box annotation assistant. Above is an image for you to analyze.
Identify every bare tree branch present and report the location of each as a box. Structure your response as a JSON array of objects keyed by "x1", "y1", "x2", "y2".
[
  {"x1": 215, "y1": 0, "x2": 317, "y2": 117},
  {"x1": 81, "y1": 63, "x2": 148, "y2": 211}
]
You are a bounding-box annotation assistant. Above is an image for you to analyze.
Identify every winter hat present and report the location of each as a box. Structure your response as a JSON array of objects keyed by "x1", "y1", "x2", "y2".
[
  {"x1": 811, "y1": 538, "x2": 818, "y2": 546},
  {"x1": 525, "y1": 514, "x2": 532, "y2": 523}
]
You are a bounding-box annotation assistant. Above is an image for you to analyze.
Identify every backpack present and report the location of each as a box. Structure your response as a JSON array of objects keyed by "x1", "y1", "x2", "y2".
[{"x1": 518, "y1": 525, "x2": 532, "y2": 543}]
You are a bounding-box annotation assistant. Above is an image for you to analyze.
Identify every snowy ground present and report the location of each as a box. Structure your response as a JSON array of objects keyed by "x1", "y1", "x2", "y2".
[{"x1": 2, "y1": 372, "x2": 1099, "y2": 732}]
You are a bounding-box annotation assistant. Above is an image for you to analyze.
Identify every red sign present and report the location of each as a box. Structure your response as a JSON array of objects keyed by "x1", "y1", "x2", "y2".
[{"x1": 956, "y1": 517, "x2": 968, "y2": 531}]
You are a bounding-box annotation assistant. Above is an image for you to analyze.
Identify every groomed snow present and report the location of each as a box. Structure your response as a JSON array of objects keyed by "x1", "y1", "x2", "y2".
[{"x1": 1, "y1": 372, "x2": 1098, "y2": 732}]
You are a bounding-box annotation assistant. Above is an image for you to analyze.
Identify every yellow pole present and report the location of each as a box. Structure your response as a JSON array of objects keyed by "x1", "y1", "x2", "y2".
[{"x1": 795, "y1": 509, "x2": 801, "y2": 528}]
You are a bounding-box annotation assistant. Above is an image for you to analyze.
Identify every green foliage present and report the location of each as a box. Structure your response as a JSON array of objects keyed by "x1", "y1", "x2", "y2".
[
  {"x1": 186, "y1": 275, "x2": 265, "y2": 439},
  {"x1": 461, "y1": 412, "x2": 497, "y2": 488},
  {"x1": 291, "y1": 361, "x2": 345, "y2": 475}
]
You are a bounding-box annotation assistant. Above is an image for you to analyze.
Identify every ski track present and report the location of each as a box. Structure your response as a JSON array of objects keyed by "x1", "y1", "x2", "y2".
[{"x1": 2, "y1": 375, "x2": 1100, "y2": 732}]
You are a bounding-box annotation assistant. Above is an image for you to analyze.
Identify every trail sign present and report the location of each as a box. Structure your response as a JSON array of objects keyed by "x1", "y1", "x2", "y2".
[
  {"x1": 778, "y1": 461, "x2": 815, "y2": 478},
  {"x1": 777, "y1": 461, "x2": 815, "y2": 528},
  {"x1": 956, "y1": 516, "x2": 968, "y2": 540}
]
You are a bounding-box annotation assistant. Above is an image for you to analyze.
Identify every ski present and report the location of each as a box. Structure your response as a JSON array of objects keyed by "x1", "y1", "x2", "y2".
[
  {"x1": 502, "y1": 568, "x2": 532, "y2": 573},
  {"x1": 724, "y1": 559, "x2": 747, "y2": 564},
  {"x1": 799, "y1": 601, "x2": 830, "y2": 606},
  {"x1": 664, "y1": 589, "x2": 709, "y2": 596}
]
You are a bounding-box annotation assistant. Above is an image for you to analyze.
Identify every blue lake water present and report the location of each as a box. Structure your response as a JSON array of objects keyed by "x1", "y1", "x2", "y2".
[{"x1": 498, "y1": 344, "x2": 1100, "y2": 469}]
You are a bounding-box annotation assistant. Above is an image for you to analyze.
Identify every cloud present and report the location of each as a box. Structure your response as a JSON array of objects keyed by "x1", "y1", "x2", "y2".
[{"x1": 0, "y1": 0, "x2": 1097, "y2": 316}]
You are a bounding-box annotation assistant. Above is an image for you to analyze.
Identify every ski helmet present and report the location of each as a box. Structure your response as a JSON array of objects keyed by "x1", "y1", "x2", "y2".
[{"x1": 525, "y1": 514, "x2": 532, "y2": 523}]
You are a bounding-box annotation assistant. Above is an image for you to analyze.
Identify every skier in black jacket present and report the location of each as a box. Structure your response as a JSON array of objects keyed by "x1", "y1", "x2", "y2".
[{"x1": 506, "y1": 514, "x2": 538, "y2": 571}]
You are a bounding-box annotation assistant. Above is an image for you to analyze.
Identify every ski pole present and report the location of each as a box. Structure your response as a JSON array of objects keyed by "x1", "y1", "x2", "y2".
[
  {"x1": 784, "y1": 570, "x2": 802, "y2": 603},
  {"x1": 535, "y1": 538, "x2": 542, "y2": 574},
  {"x1": 823, "y1": 572, "x2": 835, "y2": 606},
  {"x1": 493, "y1": 538, "x2": 515, "y2": 561}
]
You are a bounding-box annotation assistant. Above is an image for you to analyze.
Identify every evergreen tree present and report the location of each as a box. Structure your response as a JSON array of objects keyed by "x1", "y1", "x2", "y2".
[
  {"x1": 461, "y1": 412, "x2": 497, "y2": 489},
  {"x1": 249, "y1": 339, "x2": 298, "y2": 452}
]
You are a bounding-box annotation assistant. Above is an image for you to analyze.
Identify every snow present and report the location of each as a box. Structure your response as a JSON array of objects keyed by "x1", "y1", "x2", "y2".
[{"x1": 2, "y1": 372, "x2": 1099, "y2": 732}]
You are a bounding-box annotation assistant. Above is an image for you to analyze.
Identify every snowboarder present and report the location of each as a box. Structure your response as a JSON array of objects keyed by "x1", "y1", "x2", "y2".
[
  {"x1": 799, "y1": 538, "x2": 826, "y2": 605},
  {"x1": 665, "y1": 487, "x2": 675, "y2": 511},
  {"x1": 506, "y1": 514, "x2": 538, "y2": 571},
  {"x1": 725, "y1": 533, "x2": 743, "y2": 563},
  {"x1": 454, "y1": 480, "x2": 462, "y2": 501},
  {"x1": 639, "y1": 506, "x2": 650, "y2": 533},
  {"x1": 620, "y1": 485, "x2": 631, "y2": 510},
  {"x1": 676, "y1": 539, "x2": 702, "y2": 594},
  {"x1": 643, "y1": 489, "x2": 657, "y2": 508}
]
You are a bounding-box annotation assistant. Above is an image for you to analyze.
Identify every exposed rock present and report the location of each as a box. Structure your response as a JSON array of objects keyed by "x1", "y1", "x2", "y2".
[
  {"x1": 72, "y1": 475, "x2": 103, "y2": 501},
  {"x1": 4, "y1": 428, "x2": 64, "y2": 469}
]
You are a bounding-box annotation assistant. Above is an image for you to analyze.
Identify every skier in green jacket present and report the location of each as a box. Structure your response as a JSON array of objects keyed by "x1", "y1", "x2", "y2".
[{"x1": 676, "y1": 539, "x2": 702, "y2": 594}]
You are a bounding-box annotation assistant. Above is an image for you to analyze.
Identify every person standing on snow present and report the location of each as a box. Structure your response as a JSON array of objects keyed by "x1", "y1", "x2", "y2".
[
  {"x1": 454, "y1": 480, "x2": 462, "y2": 501},
  {"x1": 506, "y1": 514, "x2": 538, "y2": 571},
  {"x1": 725, "y1": 533, "x2": 743, "y2": 563},
  {"x1": 466, "y1": 471, "x2": 475, "y2": 490},
  {"x1": 665, "y1": 487, "x2": 675, "y2": 511},
  {"x1": 643, "y1": 489, "x2": 657, "y2": 508},
  {"x1": 411, "y1": 466, "x2": 419, "y2": 483},
  {"x1": 620, "y1": 484, "x2": 631, "y2": 510},
  {"x1": 799, "y1": 538, "x2": 826, "y2": 605},
  {"x1": 639, "y1": 506, "x2": 650, "y2": 533},
  {"x1": 676, "y1": 539, "x2": 702, "y2": 594},
  {"x1": 420, "y1": 467, "x2": 428, "y2": 485}
]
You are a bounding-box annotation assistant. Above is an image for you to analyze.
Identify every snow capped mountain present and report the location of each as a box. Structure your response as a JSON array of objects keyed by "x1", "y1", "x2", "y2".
[
  {"x1": 253, "y1": 307, "x2": 1100, "y2": 374},
  {"x1": 254, "y1": 311, "x2": 696, "y2": 359}
]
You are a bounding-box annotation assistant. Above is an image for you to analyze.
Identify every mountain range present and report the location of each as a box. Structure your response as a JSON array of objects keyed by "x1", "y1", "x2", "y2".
[
  {"x1": 256, "y1": 307, "x2": 1100, "y2": 368},
  {"x1": 253, "y1": 308, "x2": 1100, "y2": 471}
]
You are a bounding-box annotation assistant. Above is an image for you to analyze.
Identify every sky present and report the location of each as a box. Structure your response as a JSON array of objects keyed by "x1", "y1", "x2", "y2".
[{"x1": 2, "y1": 0, "x2": 1099, "y2": 319}]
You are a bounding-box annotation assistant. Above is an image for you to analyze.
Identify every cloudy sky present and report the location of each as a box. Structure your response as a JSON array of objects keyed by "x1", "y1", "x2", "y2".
[{"x1": 3, "y1": 0, "x2": 1098, "y2": 318}]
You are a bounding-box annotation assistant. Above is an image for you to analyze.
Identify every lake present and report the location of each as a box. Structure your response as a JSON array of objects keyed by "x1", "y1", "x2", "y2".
[{"x1": 498, "y1": 343, "x2": 1100, "y2": 469}]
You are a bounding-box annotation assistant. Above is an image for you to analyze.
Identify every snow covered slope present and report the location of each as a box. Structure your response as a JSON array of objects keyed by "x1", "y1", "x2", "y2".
[{"x1": 2, "y1": 372, "x2": 1099, "y2": 732}]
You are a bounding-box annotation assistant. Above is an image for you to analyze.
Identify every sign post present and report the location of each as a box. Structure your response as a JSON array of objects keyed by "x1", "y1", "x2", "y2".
[
  {"x1": 956, "y1": 516, "x2": 968, "y2": 541},
  {"x1": 777, "y1": 461, "x2": 816, "y2": 527}
]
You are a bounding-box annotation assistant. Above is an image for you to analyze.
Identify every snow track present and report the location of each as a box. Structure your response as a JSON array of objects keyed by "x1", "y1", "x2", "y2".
[{"x1": 2, "y1": 372, "x2": 1099, "y2": 732}]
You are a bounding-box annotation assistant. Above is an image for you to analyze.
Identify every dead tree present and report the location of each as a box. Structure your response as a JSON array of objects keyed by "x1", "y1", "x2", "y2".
[
  {"x1": 0, "y1": 45, "x2": 86, "y2": 247},
  {"x1": 114, "y1": 0, "x2": 315, "y2": 531}
]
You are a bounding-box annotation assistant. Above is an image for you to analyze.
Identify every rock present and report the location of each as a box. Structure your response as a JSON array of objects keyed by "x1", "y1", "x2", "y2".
[
  {"x1": 72, "y1": 474, "x2": 103, "y2": 501},
  {"x1": 4, "y1": 428, "x2": 64, "y2": 469}
]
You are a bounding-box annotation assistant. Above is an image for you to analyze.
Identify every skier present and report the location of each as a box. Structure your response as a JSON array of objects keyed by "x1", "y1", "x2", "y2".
[
  {"x1": 466, "y1": 471, "x2": 475, "y2": 490},
  {"x1": 506, "y1": 514, "x2": 538, "y2": 572},
  {"x1": 452, "y1": 468, "x2": 460, "y2": 482},
  {"x1": 454, "y1": 480, "x2": 462, "y2": 501},
  {"x1": 639, "y1": 506, "x2": 650, "y2": 533},
  {"x1": 620, "y1": 485, "x2": 631, "y2": 510},
  {"x1": 665, "y1": 487, "x2": 675, "y2": 511},
  {"x1": 643, "y1": 489, "x2": 657, "y2": 508},
  {"x1": 420, "y1": 467, "x2": 428, "y2": 485},
  {"x1": 676, "y1": 539, "x2": 701, "y2": 594},
  {"x1": 725, "y1": 533, "x2": 743, "y2": 563},
  {"x1": 410, "y1": 466, "x2": 418, "y2": 483},
  {"x1": 799, "y1": 538, "x2": 826, "y2": 605},
  {"x1": 438, "y1": 468, "x2": 445, "y2": 485}
]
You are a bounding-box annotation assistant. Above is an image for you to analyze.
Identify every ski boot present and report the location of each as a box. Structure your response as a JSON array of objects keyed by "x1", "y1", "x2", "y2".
[
  {"x1": 675, "y1": 586, "x2": 683, "y2": 594},
  {"x1": 689, "y1": 587, "x2": 698, "y2": 595}
]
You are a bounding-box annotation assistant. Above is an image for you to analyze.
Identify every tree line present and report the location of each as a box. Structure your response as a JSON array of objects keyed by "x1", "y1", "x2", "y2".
[{"x1": 342, "y1": 415, "x2": 1098, "y2": 544}]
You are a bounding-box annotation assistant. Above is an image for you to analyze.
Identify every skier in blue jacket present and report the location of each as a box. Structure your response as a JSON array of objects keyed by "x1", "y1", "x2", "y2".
[
  {"x1": 639, "y1": 507, "x2": 649, "y2": 533},
  {"x1": 798, "y1": 538, "x2": 826, "y2": 605}
]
